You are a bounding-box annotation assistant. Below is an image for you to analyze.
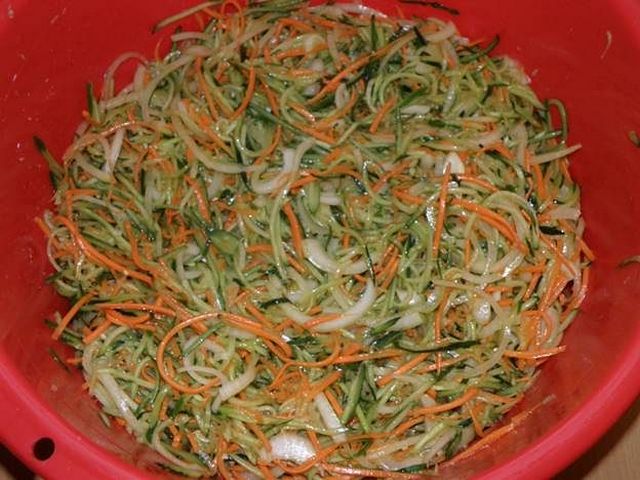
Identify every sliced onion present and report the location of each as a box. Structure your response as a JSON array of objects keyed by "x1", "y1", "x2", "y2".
[
  {"x1": 212, "y1": 360, "x2": 257, "y2": 411},
  {"x1": 390, "y1": 311, "x2": 423, "y2": 331},
  {"x1": 96, "y1": 371, "x2": 144, "y2": 435},
  {"x1": 102, "y1": 51, "x2": 148, "y2": 101},
  {"x1": 420, "y1": 21, "x2": 456, "y2": 43},
  {"x1": 104, "y1": 127, "x2": 125, "y2": 175},
  {"x1": 302, "y1": 238, "x2": 372, "y2": 275},
  {"x1": 279, "y1": 302, "x2": 311, "y2": 325},
  {"x1": 314, "y1": 393, "x2": 347, "y2": 442},
  {"x1": 532, "y1": 144, "x2": 582, "y2": 164},
  {"x1": 312, "y1": 279, "x2": 376, "y2": 332},
  {"x1": 152, "y1": 421, "x2": 208, "y2": 475},
  {"x1": 444, "y1": 152, "x2": 465, "y2": 174},
  {"x1": 472, "y1": 298, "x2": 492, "y2": 324},
  {"x1": 262, "y1": 432, "x2": 316, "y2": 464},
  {"x1": 334, "y1": 82, "x2": 350, "y2": 109},
  {"x1": 251, "y1": 139, "x2": 314, "y2": 194},
  {"x1": 546, "y1": 205, "x2": 580, "y2": 221},
  {"x1": 328, "y1": 3, "x2": 389, "y2": 18},
  {"x1": 401, "y1": 105, "x2": 431, "y2": 116},
  {"x1": 172, "y1": 114, "x2": 247, "y2": 173},
  {"x1": 320, "y1": 191, "x2": 341, "y2": 206},
  {"x1": 302, "y1": 238, "x2": 339, "y2": 272},
  {"x1": 473, "y1": 129, "x2": 504, "y2": 149},
  {"x1": 367, "y1": 436, "x2": 421, "y2": 461}
]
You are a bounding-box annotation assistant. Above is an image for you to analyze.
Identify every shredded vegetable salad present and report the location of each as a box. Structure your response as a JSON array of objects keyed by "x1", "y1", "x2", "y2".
[{"x1": 38, "y1": 1, "x2": 593, "y2": 477}]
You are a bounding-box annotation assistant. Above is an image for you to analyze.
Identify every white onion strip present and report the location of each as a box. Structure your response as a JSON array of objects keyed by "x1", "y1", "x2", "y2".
[{"x1": 312, "y1": 279, "x2": 377, "y2": 332}]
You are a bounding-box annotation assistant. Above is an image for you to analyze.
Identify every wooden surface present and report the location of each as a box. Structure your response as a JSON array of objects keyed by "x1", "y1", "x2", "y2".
[
  {"x1": 558, "y1": 399, "x2": 640, "y2": 479},
  {"x1": 1, "y1": 399, "x2": 638, "y2": 479}
]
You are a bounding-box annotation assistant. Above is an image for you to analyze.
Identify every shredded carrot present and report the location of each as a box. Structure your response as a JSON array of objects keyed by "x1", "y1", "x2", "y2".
[
  {"x1": 369, "y1": 96, "x2": 397, "y2": 134},
  {"x1": 246, "y1": 422, "x2": 271, "y2": 453},
  {"x1": 410, "y1": 388, "x2": 479, "y2": 417},
  {"x1": 83, "y1": 318, "x2": 112, "y2": 344},
  {"x1": 256, "y1": 125, "x2": 282, "y2": 164},
  {"x1": 185, "y1": 176, "x2": 211, "y2": 222},
  {"x1": 432, "y1": 163, "x2": 452, "y2": 257},
  {"x1": 306, "y1": 371, "x2": 342, "y2": 399},
  {"x1": 55, "y1": 216, "x2": 152, "y2": 285},
  {"x1": 377, "y1": 353, "x2": 428, "y2": 386},
  {"x1": 334, "y1": 349, "x2": 403, "y2": 364},
  {"x1": 372, "y1": 159, "x2": 411, "y2": 193},
  {"x1": 451, "y1": 198, "x2": 526, "y2": 251},
  {"x1": 304, "y1": 313, "x2": 342, "y2": 329},
  {"x1": 194, "y1": 57, "x2": 218, "y2": 119},
  {"x1": 289, "y1": 102, "x2": 317, "y2": 123},
  {"x1": 229, "y1": 66, "x2": 256, "y2": 121},
  {"x1": 503, "y1": 345, "x2": 566, "y2": 359},
  {"x1": 52, "y1": 291, "x2": 95, "y2": 340},
  {"x1": 94, "y1": 302, "x2": 175, "y2": 317},
  {"x1": 156, "y1": 314, "x2": 223, "y2": 394},
  {"x1": 324, "y1": 389, "x2": 344, "y2": 418},
  {"x1": 221, "y1": 312, "x2": 292, "y2": 359},
  {"x1": 282, "y1": 202, "x2": 304, "y2": 259},
  {"x1": 320, "y1": 464, "x2": 424, "y2": 479},
  {"x1": 309, "y1": 54, "x2": 374, "y2": 104},
  {"x1": 457, "y1": 174, "x2": 499, "y2": 192}
]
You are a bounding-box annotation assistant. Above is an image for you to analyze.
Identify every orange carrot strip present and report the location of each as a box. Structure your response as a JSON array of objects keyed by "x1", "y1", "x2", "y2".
[
  {"x1": 257, "y1": 464, "x2": 276, "y2": 480},
  {"x1": 289, "y1": 102, "x2": 316, "y2": 123},
  {"x1": 294, "y1": 123, "x2": 336, "y2": 144},
  {"x1": 195, "y1": 57, "x2": 218, "y2": 119},
  {"x1": 485, "y1": 142, "x2": 514, "y2": 160},
  {"x1": 372, "y1": 159, "x2": 411, "y2": 193},
  {"x1": 156, "y1": 314, "x2": 223, "y2": 394},
  {"x1": 432, "y1": 163, "x2": 452, "y2": 257},
  {"x1": 392, "y1": 188, "x2": 425, "y2": 205},
  {"x1": 261, "y1": 80, "x2": 280, "y2": 116},
  {"x1": 578, "y1": 237, "x2": 595, "y2": 262},
  {"x1": 324, "y1": 389, "x2": 344, "y2": 417},
  {"x1": 55, "y1": 216, "x2": 152, "y2": 285},
  {"x1": 306, "y1": 370, "x2": 342, "y2": 399},
  {"x1": 94, "y1": 302, "x2": 175, "y2": 317},
  {"x1": 222, "y1": 312, "x2": 292, "y2": 359},
  {"x1": 334, "y1": 349, "x2": 403, "y2": 364},
  {"x1": 410, "y1": 388, "x2": 479, "y2": 417},
  {"x1": 289, "y1": 174, "x2": 318, "y2": 191},
  {"x1": 106, "y1": 309, "x2": 151, "y2": 326},
  {"x1": 503, "y1": 345, "x2": 566, "y2": 359},
  {"x1": 379, "y1": 255, "x2": 400, "y2": 290},
  {"x1": 278, "y1": 17, "x2": 314, "y2": 33},
  {"x1": 456, "y1": 175, "x2": 499, "y2": 192},
  {"x1": 246, "y1": 243, "x2": 273, "y2": 254},
  {"x1": 566, "y1": 266, "x2": 590, "y2": 312},
  {"x1": 256, "y1": 126, "x2": 282, "y2": 164},
  {"x1": 286, "y1": 254, "x2": 306, "y2": 274},
  {"x1": 320, "y1": 464, "x2": 424, "y2": 479},
  {"x1": 282, "y1": 202, "x2": 304, "y2": 259},
  {"x1": 369, "y1": 96, "x2": 396, "y2": 134},
  {"x1": 309, "y1": 54, "x2": 374, "y2": 104},
  {"x1": 288, "y1": 333, "x2": 341, "y2": 367},
  {"x1": 244, "y1": 303, "x2": 272, "y2": 327},
  {"x1": 246, "y1": 422, "x2": 271, "y2": 453},
  {"x1": 451, "y1": 199, "x2": 526, "y2": 251},
  {"x1": 83, "y1": 318, "x2": 112, "y2": 344},
  {"x1": 304, "y1": 313, "x2": 341, "y2": 329},
  {"x1": 185, "y1": 176, "x2": 211, "y2": 222},
  {"x1": 52, "y1": 291, "x2": 95, "y2": 340},
  {"x1": 377, "y1": 353, "x2": 428, "y2": 387},
  {"x1": 229, "y1": 66, "x2": 256, "y2": 121},
  {"x1": 467, "y1": 403, "x2": 486, "y2": 438}
]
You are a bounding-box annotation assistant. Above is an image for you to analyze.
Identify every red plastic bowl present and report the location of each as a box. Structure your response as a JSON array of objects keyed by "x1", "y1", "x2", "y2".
[{"x1": 1, "y1": 1, "x2": 640, "y2": 478}]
